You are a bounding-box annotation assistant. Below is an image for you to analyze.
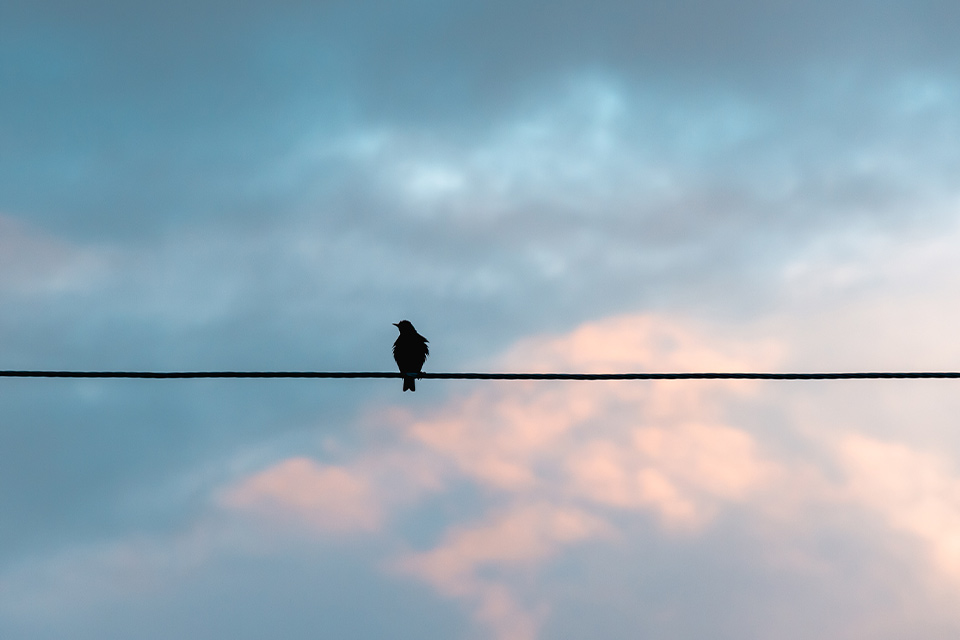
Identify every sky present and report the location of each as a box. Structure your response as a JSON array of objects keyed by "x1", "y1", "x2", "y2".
[{"x1": 4, "y1": 1, "x2": 960, "y2": 638}]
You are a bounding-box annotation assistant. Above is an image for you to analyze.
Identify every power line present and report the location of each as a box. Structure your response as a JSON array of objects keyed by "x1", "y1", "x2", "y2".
[{"x1": 0, "y1": 370, "x2": 959, "y2": 380}]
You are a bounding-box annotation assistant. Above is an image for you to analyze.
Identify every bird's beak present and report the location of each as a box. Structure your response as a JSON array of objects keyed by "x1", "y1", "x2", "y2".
[{"x1": 392, "y1": 323, "x2": 399, "y2": 326}]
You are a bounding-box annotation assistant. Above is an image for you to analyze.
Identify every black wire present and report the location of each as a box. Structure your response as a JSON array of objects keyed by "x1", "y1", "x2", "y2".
[{"x1": 0, "y1": 371, "x2": 959, "y2": 380}]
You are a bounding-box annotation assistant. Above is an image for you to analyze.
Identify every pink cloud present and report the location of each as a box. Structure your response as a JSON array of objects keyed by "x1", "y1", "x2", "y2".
[
  {"x1": 499, "y1": 313, "x2": 782, "y2": 374},
  {"x1": 219, "y1": 313, "x2": 787, "y2": 639},
  {"x1": 567, "y1": 422, "x2": 773, "y2": 529},
  {"x1": 837, "y1": 434, "x2": 960, "y2": 576},
  {"x1": 396, "y1": 503, "x2": 609, "y2": 591},
  {"x1": 394, "y1": 502, "x2": 609, "y2": 640},
  {"x1": 222, "y1": 457, "x2": 382, "y2": 534},
  {"x1": 47, "y1": 306, "x2": 960, "y2": 640}
]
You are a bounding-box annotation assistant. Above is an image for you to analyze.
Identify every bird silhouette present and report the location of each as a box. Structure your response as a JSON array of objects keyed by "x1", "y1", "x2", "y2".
[{"x1": 393, "y1": 320, "x2": 429, "y2": 392}]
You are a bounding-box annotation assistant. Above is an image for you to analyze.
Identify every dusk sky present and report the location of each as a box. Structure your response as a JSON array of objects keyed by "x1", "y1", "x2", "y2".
[{"x1": 5, "y1": 2, "x2": 960, "y2": 638}]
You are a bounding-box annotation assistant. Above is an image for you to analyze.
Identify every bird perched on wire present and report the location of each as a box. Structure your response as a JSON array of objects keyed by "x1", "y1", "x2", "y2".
[{"x1": 393, "y1": 320, "x2": 429, "y2": 392}]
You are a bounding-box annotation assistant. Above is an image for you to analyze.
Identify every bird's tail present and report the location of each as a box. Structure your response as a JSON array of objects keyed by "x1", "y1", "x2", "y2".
[{"x1": 403, "y1": 376, "x2": 415, "y2": 392}]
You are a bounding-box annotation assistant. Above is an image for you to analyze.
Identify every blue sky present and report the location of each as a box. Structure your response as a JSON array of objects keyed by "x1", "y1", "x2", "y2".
[{"x1": 4, "y1": 2, "x2": 960, "y2": 638}]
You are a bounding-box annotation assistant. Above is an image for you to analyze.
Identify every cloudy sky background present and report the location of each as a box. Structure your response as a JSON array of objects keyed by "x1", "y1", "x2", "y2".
[{"x1": 4, "y1": 1, "x2": 960, "y2": 638}]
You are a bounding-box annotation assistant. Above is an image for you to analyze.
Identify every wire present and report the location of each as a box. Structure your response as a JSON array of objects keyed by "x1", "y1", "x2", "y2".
[{"x1": 0, "y1": 370, "x2": 959, "y2": 380}]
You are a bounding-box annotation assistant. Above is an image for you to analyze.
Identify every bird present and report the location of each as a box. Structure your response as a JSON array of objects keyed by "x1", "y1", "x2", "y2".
[{"x1": 393, "y1": 320, "x2": 429, "y2": 392}]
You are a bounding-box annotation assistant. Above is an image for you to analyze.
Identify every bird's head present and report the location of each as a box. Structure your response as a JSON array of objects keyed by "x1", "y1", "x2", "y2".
[{"x1": 393, "y1": 320, "x2": 415, "y2": 333}]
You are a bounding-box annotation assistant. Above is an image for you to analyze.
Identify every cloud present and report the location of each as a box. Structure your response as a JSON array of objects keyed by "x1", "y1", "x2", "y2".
[
  {"x1": 569, "y1": 422, "x2": 774, "y2": 529},
  {"x1": 221, "y1": 457, "x2": 382, "y2": 534},
  {"x1": 395, "y1": 502, "x2": 609, "y2": 640},
  {"x1": 10, "y1": 300, "x2": 960, "y2": 639},
  {"x1": 219, "y1": 312, "x2": 784, "y2": 638},
  {"x1": 208, "y1": 298, "x2": 960, "y2": 639},
  {"x1": 837, "y1": 434, "x2": 960, "y2": 578},
  {"x1": 8, "y1": 3, "x2": 960, "y2": 637}
]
